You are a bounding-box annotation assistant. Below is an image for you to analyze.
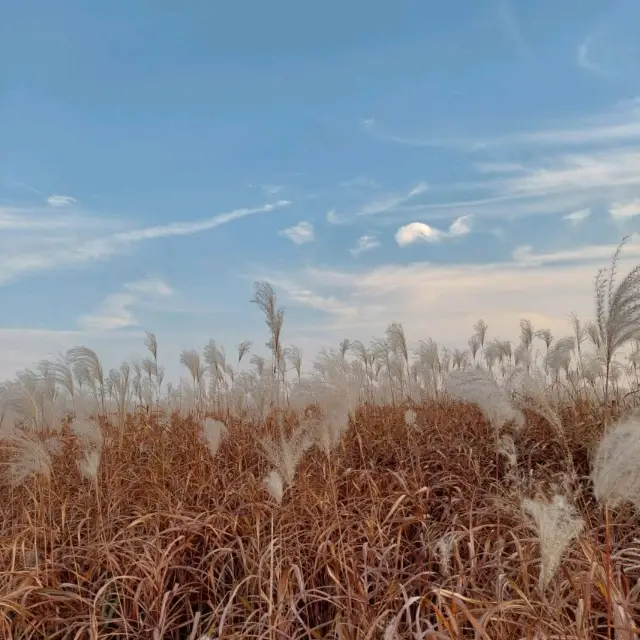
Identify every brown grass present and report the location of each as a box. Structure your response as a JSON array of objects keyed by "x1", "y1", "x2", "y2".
[{"x1": 1, "y1": 401, "x2": 639, "y2": 639}]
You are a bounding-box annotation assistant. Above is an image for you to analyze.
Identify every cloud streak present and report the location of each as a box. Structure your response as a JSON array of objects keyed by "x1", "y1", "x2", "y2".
[
  {"x1": 0, "y1": 200, "x2": 291, "y2": 286},
  {"x1": 47, "y1": 194, "x2": 78, "y2": 207},
  {"x1": 362, "y1": 100, "x2": 640, "y2": 150}
]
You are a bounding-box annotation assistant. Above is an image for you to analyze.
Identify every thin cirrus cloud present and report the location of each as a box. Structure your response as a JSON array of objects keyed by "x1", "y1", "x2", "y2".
[
  {"x1": 356, "y1": 182, "x2": 428, "y2": 216},
  {"x1": 0, "y1": 199, "x2": 291, "y2": 286},
  {"x1": 47, "y1": 194, "x2": 78, "y2": 207},
  {"x1": 279, "y1": 221, "x2": 315, "y2": 244},
  {"x1": 78, "y1": 278, "x2": 174, "y2": 331},
  {"x1": 362, "y1": 99, "x2": 640, "y2": 150},
  {"x1": 395, "y1": 215, "x2": 472, "y2": 246},
  {"x1": 350, "y1": 234, "x2": 380, "y2": 256},
  {"x1": 325, "y1": 182, "x2": 429, "y2": 226}
]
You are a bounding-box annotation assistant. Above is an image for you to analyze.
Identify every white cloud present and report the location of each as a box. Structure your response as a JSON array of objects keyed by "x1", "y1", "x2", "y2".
[
  {"x1": 396, "y1": 223, "x2": 443, "y2": 245},
  {"x1": 395, "y1": 215, "x2": 472, "y2": 246},
  {"x1": 264, "y1": 238, "x2": 640, "y2": 350},
  {"x1": 279, "y1": 221, "x2": 315, "y2": 244},
  {"x1": 79, "y1": 278, "x2": 174, "y2": 332},
  {"x1": 79, "y1": 293, "x2": 138, "y2": 331},
  {"x1": 350, "y1": 234, "x2": 381, "y2": 256},
  {"x1": 610, "y1": 199, "x2": 640, "y2": 221},
  {"x1": 449, "y1": 215, "x2": 472, "y2": 236},
  {"x1": 47, "y1": 194, "x2": 78, "y2": 207},
  {"x1": 563, "y1": 208, "x2": 591, "y2": 225},
  {"x1": 326, "y1": 209, "x2": 343, "y2": 225}
]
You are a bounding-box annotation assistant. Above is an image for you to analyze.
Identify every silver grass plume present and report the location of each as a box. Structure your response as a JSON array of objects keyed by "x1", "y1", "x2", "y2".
[
  {"x1": 435, "y1": 531, "x2": 458, "y2": 577},
  {"x1": 443, "y1": 368, "x2": 525, "y2": 432},
  {"x1": 498, "y1": 434, "x2": 518, "y2": 468},
  {"x1": 594, "y1": 236, "x2": 640, "y2": 403},
  {"x1": 404, "y1": 409, "x2": 417, "y2": 428},
  {"x1": 3, "y1": 432, "x2": 54, "y2": 486},
  {"x1": 263, "y1": 469, "x2": 284, "y2": 504},
  {"x1": 522, "y1": 494, "x2": 585, "y2": 589},
  {"x1": 201, "y1": 418, "x2": 227, "y2": 458},
  {"x1": 70, "y1": 418, "x2": 103, "y2": 481},
  {"x1": 67, "y1": 346, "x2": 106, "y2": 414},
  {"x1": 591, "y1": 415, "x2": 640, "y2": 511},
  {"x1": 545, "y1": 336, "x2": 575, "y2": 379},
  {"x1": 259, "y1": 420, "x2": 314, "y2": 500}
]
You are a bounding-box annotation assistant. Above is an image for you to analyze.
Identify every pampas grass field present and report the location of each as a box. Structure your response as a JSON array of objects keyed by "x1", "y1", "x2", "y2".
[{"x1": 2, "y1": 238, "x2": 640, "y2": 639}]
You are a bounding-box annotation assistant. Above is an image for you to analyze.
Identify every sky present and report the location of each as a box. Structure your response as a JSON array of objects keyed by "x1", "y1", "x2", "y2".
[{"x1": 3, "y1": 0, "x2": 640, "y2": 380}]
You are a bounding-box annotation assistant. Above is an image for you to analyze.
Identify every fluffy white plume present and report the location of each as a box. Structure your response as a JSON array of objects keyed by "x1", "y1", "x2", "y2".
[
  {"x1": 444, "y1": 369, "x2": 525, "y2": 431},
  {"x1": 591, "y1": 415, "x2": 640, "y2": 511},
  {"x1": 201, "y1": 418, "x2": 228, "y2": 458},
  {"x1": 522, "y1": 494, "x2": 584, "y2": 589},
  {"x1": 263, "y1": 470, "x2": 284, "y2": 504}
]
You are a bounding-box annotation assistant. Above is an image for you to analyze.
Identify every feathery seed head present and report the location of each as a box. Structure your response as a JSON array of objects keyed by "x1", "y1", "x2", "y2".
[
  {"x1": 444, "y1": 369, "x2": 525, "y2": 432},
  {"x1": 201, "y1": 418, "x2": 228, "y2": 458},
  {"x1": 498, "y1": 434, "x2": 518, "y2": 468},
  {"x1": 78, "y1": 449, "x2": 101, "y2": 480},
  {"x1": 4, "y1": 433, "x2": 54, "y2": 486},
  {"x1": 522, "y1": 493, "x2": 584, "y2": 589},
  {"x1": 591, "y1": 415, "x2": 640, "y2": 511},
  {"x1": 70, "y1": 418, "x2": 103, "y2": 449},
  {"x1": 264, "y1": 469, "x2": 284, "y2": 504}
]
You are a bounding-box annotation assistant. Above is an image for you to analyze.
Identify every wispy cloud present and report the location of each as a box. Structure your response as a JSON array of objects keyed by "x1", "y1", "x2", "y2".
[
  {"x1": 357, "y1": 182, "x2": 428, "y2": 216},
  {"x1": 512, "y1": 236, "x2": 640, "y2": 266},
  {"x1": 395, "y1": 215, "x2": 472, "y2": 246},
  {"x1": 259, "y1": 274, "x2": 358, "y2": 318},
  {"x1": 279, "y1": 221, "x2": 315, "y2": 244},
  {"x1": 610, "y1": 199, "x2": 640, "y2": 221},
  {"x1": 262, "y1": 184, "x2": 283, "y2": 196},
  {"x1": 79, "y1": 278, "x2": 174, "y2": 331},
  {"x1": 0, "y1": 200, "x2": 291, "y2": 286},
  {"x1": 326, "y1": 209, "x2": 343, "y2": 225},
  {"x1": 350, "y1": 234, "x2": 381, "y2": 256},
  {"x1": 115, "y1": 200, "x2": 290, "y2": 242},
  {"x1": 362, "y1": 99, "x2": 640, "y2": 150},
  {"x1": 496, "y1": 1, "x2": 532, "y2": 60},
  {"x1": 47, "y1": 194, "x2": 78, "y2": 207},
  {"x1": 563, "y1": 208, "x2": 591, "y2": 225},
  {"x1": 577, "y1": 37, "x2": 605, "y2": 75}
]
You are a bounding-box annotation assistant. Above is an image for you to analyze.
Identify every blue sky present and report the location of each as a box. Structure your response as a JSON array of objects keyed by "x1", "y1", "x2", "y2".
[{"x1": 3, "y1": 0, "x2": 640, "y2": 379}]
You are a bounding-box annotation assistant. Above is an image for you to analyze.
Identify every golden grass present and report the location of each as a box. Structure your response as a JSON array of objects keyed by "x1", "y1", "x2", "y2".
[{"x1": 1, "y1": 401, "x2": 639, "y2": 639}]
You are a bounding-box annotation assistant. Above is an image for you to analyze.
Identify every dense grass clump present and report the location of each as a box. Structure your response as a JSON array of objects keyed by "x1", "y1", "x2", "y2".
[{"x1": 0, "y1": 401, "x2": 639, "y2": 639}]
